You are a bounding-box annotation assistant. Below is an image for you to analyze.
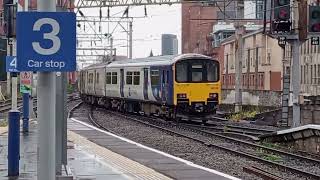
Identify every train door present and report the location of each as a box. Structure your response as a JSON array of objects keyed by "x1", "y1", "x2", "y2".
[
  {"x1": 143, "y1": 68, "x2": 149, "y2": 100},
  {"x1": 120, "y1": 69, "x2": 124, "y2": 97},
  {"x1": 161, "y1": 69, "x2": 168, "y2": 102}
]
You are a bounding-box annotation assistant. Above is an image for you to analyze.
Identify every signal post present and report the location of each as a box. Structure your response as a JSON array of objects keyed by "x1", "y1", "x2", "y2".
[{"x1": 271, "y1": 0, "x2": 320, "y2": 127}]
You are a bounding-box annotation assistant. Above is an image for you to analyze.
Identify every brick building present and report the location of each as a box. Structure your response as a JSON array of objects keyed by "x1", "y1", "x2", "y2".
[
  {"x1": 181, "y1": 3, "x2": 217, "y2": 56},
  {"x1": 220, "y1": 29, "x2": 283, "y2": 106}
]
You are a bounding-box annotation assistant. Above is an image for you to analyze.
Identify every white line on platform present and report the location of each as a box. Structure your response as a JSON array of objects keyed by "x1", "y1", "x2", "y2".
[{"x1": 70, "y1": 117, "x2": 240, "y2": 180}]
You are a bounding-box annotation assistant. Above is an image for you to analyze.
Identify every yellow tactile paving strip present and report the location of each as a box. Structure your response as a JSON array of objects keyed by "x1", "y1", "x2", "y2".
[
  {"x1": 68, "y1": 130, "x2": 173, "y2": 180},
  {"x1": 0, "y1": 126, "x2": 7, "y2": 134}
]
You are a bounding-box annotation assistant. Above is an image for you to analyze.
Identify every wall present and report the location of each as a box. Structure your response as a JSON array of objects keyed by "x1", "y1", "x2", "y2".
[
  {"x1": 181, "y1": 4, "x2": 217, "y2": 55},
  {"x1": 221, "y1": 89, "x2": 282, "y2": 107}
]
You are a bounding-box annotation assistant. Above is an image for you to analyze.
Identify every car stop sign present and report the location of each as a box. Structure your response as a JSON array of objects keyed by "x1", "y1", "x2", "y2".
[{"x1": 16, "y1": 12, "x2": 76, "y2": 72}]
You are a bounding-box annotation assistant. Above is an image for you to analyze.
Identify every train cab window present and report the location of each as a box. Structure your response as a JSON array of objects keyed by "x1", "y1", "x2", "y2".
[
  {"x1": 175, "y1": 59, "x2": 219, "y2": 83},
  {"x1": 126, "y1": 72, "x2": 133, "y2": 85},
  {"x1": 176, "y1": 62, "x2": 188, "y2": 82},
  {"x1": 133, "y1": 71, "x2": 140, "y2": 85},
  {"x1": 106, "y1": 72, "x2": 111, "y2": 84},
  {"x1": 191, "y1": 64, "x2": 203, "y2": 82},
  {"x1": 112, "y1": 72, "x2": 117, "y2": 84},
  {"x1": 151, "y1": 70, "x2": 160, "y2": 85},
  {"x1": 207, "y1": 62, "x2": 219, "y2": 82}
]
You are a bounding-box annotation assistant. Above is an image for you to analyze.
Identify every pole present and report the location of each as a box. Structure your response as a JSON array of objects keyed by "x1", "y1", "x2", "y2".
[
  {"x1": 9, "y1": 42, "x2": 18, "y2": 110},
  {"x1": 56, "y1": 72, "x2": 62, "y2": 175},
  {"x1": 7, "y1": 73, "x2": 11, "y2": 97},
  {"x1": 8, "y1": 110, "x2": 20, "y2": 176},
  {"x1": 234, "y1": 2, "x2": 244, "y2": 113},
  {"x1": 22, "y1": 92, "x2": 29, "y2": 133},
  {"x1": 11, "y1": 74, "x2": 17, "y2": 110},
  {"x1": 129, "y1": 21, "x2": 133, "y2": 59},
  {"x1": 37, "y1": 0, "x2": 56, "y2": 179},
  {"x1": 110, "y1": 37, "x2": 113, "y2": 60},
  {"x1": 25, "y1": 0, "x2": 34, "y2": 120},
  {"x1": 291, "y1": 40, "x2": 301, "y2": 127},
  {"x1": 62, "y1": 73, "x2": 67, "y2": 165}
]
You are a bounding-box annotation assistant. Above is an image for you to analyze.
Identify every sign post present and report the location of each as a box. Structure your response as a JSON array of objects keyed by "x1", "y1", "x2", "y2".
[
  {"x1": 20, "y1": 71, "x2": 32, "y2": 134},
  {"x1": 16, "y1": 3, "x2": 76, "y2": 180},
  {"x1": 20, "y1": 72, "x2": 32, "y2": 94}
]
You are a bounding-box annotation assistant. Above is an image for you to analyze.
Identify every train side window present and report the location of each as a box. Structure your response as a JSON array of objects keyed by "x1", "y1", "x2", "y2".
[
  {"x1": 106, "y1": 72, "x2": 111, "y2": 84},
  {"x1": 96, "y1": 73, "x2": 99, "y2": 83},
  {"x1": 151, "y1": 70, "x2": 159, "y2": 85},
  {"x1": 112, "y1": 72, "x2": 117, "y2": 84},
  {"x1": 126, "y1": 71, "x2": 133, "y2": 85},
  {"x1": 162, "y1": 70, "x2": 165, "y2": 84},
  {"x1": 89, "y1": 73, "x2": 93, "y2": 84},
  {"x1": 133, "y1": 71, "x2": 140, "y2": 85}
]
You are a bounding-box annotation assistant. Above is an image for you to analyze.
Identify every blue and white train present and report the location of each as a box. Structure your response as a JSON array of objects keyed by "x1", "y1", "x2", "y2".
[{"x1": 79, "y1": 53, "x2": 221, "y2": 119}]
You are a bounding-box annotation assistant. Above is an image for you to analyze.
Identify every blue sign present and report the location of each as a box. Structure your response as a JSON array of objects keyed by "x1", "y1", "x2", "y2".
[
  {"x1": 6, "y1": 56, "x2": 19, "y2": 72},
  {"x1": 16, "y1": 12, "x2": 76, "y2": 72}
]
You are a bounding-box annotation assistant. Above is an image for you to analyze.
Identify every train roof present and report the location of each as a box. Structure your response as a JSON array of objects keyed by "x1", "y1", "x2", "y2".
[{"x1": 82, "y1": 53, "x2": 214, "y2": 70}]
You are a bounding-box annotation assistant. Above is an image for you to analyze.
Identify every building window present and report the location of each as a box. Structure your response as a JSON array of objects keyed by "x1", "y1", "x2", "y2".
[
  {"x1": 222, "y1": 75, "x2": 225, "y2": 85},
  {"x1": 267, "y1": 53, "x2": 271, "y2": 65},
  {"x1": 301, "y1": 66, "x2": 304, "y2": 84},
  {"x1": 314, "y1": 65, "x2": 317, "y2": 84},
  {"x1": 318, "y1": 64, "x2": 320, "y2": 84},
  {"x1": 306, "y1": 65, "x2": 309, "y2": 84},
  {"x1": 311, "y1": 65, "x2": 313, "y2": 84},
  {"x1": 106, "y1": 72, "x2": 111, "y2": 84},
  {"x1": 126, "y1": 71, "x2": 133, "y2": 85},
  {"x1": 112, "y1": 72, "x2": 117, "y2": 84}
]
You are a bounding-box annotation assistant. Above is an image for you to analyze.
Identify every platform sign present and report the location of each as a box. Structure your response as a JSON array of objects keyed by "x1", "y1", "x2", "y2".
[
  {"x1": 20, "y1": 72, "x2": 32, "y2": 93},
  {"x1": 16, "y1": 12, "x2": 76, "y2": 72},
  {"x1": 311, "y1": 37, "x2": 320, "y2": 45},
  {"x1": 6, "y1": 56, "x2": 19, "y2": 72},
  {"x1": 278, "y1": 36, "x2": 286, "y2": 48}
]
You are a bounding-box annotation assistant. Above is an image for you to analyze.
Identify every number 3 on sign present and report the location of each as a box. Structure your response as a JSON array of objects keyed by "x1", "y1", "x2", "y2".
[{"x1": 32, "y1": 18, "x2": 61, "y2": 55}]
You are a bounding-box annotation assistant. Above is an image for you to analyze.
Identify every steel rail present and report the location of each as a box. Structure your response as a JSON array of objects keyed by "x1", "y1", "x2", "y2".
[{"x1": 86, "y1": 107, "x2": 320, "y2": 179}]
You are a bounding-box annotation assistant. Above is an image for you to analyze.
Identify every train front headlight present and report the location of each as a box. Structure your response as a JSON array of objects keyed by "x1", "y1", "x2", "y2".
[
  {"x1": 177, "y1": 93, "x2": 187, "y2": 99},
  {"x1": 209, "y1": 93, "x2": 218, "y2": 100}
]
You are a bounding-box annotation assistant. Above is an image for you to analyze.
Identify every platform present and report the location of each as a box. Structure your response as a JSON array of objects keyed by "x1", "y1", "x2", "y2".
[
  {"x1": 0, "y1": 118, "x2": 239, "y2": 180},
  {"x1": 68, "y1": 117, "x2": 239, "y2": 180},
  {"x1": 260, "y1": 124, "x2": 320, "y2": 155},
  {"x1": 0, "y1": 121, "x2": 170, "y2": 180}
]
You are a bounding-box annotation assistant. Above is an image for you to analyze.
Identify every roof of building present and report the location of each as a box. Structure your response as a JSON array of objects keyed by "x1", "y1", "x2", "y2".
[{"x1": 220, "y1": 27, "x2": 271, "y2": 45}]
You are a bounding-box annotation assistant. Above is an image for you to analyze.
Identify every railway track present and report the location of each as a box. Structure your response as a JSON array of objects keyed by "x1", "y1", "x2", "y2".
[
  {"x1": 80, "y1": 104, "x2": 320, "y2": 180},
  {"x1": 177, "y1": 121, "x2": 275, "y2": 137}
]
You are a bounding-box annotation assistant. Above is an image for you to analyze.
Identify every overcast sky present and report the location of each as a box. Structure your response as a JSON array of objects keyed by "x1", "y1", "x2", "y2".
[{"x1": 78, "y1": 4, "x2": 181, "y2": 60}]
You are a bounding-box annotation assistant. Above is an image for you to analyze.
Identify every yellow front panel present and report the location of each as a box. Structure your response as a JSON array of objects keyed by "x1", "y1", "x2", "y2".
[{"x1": 174, "y1": 82, "x2": 221, "y2": 105}]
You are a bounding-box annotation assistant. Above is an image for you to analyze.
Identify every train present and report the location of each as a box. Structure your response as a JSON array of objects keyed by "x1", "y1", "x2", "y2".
[{"x1": 79, "y1": 53, "x2": 221, "y2": 120}]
